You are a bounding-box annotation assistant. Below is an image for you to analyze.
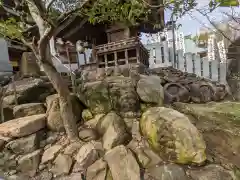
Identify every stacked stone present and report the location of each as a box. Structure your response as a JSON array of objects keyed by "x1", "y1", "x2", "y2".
[{"x1": 0, "y1": 70, "x2": 238, "y2": 180}]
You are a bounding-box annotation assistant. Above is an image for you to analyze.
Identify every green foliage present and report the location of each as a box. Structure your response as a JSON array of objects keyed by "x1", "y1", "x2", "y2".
[
  {"x1": 0, "y1": 17, "x2": 23, "y2": 40},
  {"x1": 84, "y1": 0, "x2": 150, "y2": 26}
]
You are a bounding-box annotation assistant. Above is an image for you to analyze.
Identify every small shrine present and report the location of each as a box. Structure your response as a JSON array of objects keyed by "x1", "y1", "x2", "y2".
[
  {"x1": 95, "y1": 23, "x2": 149, "y2": 69},
  {"x1": 56, "y1": 0, "x2": 165, "y2": 71}
]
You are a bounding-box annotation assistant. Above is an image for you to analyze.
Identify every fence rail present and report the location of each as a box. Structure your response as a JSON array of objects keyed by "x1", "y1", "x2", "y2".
[{"x1": 145, "y1": 42, "x2": 228, "y2": 84}]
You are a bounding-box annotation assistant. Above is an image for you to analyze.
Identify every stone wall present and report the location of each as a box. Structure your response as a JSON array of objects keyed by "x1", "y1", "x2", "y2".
[{"x1": 0, "y1": 71, "x2": 239, "y2": 180}]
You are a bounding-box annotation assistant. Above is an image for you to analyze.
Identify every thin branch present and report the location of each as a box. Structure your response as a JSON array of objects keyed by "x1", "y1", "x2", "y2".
[
  {"x1": 46, "y1": 0, "x2": 58, "y2": 11},
  {"x1": 56, "y1": 0, "x2": 89, "y2": 22},
  {"x1": 38, "y1": 26, "x2": 55, "y2": 61},
  {"x1": 194, "y1": 9, "x2": 236, "y2": 45}
]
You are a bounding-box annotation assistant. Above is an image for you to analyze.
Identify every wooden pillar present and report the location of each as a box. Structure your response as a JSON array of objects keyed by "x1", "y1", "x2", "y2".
[
  {"x1": 91, "y1": 44, "x2": 97, "y2": 62},
  {"x1": 104, "y1": 54, "x2": 108, "y2": 68},
  {"x1": 114, "y1": 51, "x2": 118, "y2": 66},
  {"x1": 125, "y1": 49, "x2": 129, "y2": 64},
  {"x1": 136, "y1": 46, "x2": 140, "y2": 63}
]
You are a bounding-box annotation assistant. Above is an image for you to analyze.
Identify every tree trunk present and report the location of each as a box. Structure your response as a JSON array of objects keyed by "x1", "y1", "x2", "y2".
[
  {"x1": 26, "y1": 0, "x2": 79, "y2": 140},
  {"x1": 226, "y1": 45, "x2": 240, "y2": 101},
  {"x1": 39, "y1": 60, "x2": 79, "y2": 141}
]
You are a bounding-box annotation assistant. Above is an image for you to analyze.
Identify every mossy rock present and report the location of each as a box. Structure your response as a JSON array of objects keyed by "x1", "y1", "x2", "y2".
[
  {"x1": 140, "y1": 107, "x2": 206, "y2": 165},
  {"x1": 81, "y1": 81, "x2": 112, "y2": 115},
  {"x1": 174, "y1": 101, "x2": 240, "y2": 169},
  {"x1": 82, "y1": 109, "x2": 93, "y2": 121}
]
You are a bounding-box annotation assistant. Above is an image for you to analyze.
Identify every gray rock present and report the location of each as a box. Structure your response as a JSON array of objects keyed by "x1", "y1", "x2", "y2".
[
  {"x1": 5, "y1": 78, "x2": 44, "y2": 96},
  {"x1": 104, "y1": 145, "x2": 141, "y2": 180},
  {"x1": 0, "y1": 151, "x2": 17, "y2": 171},
  {"x1": 78, "y1": 128, "x2": 99, "y2": 142},
  {"x1": 46, "y1": 94, "x2": 63, "y2": 132},
  {"x1": 13, "y1": 103, "x2": 46, "y2": 118},
  {"x1": 97, "y1": 112, "x2": 131, "y2": 150},
  {"x1": 127, "y1": 139, "x2": 162, "y2": 168},
  {"x1": 50, "y1": 154, "x2": 73, "y2": 176},
  {"x1": 75, "y1": 141, "x2": 103, "y2": 170},
  {"x1": 46, "y1": 94, "x2": 83, "y2": 132},
  {"x1": 32, "y1": 171, "x2": 53, "y2": 180},
  {"x1": 145, "y1": 164, "x2": 188, "y2": 180},
  {"x1": 6, "y1": 133, "x2": 38, "y2": 154},
  {"x1": 81, "y1": 81, "x2": 112, "y2": 115},
  {"x1": 63, "y1": 141, "x2": 83, "y2": 156},
  {"x1": 3, "y1": 95, "x2": 17, "y2": 106},
  {"x1": 17, "y1": 149, "x2": 42, "y2": 177},
  {"x1": 54, "y1": 173, "x2": 84, "y2": 180},
  {"x1": 4, "y1": 78, "x2": 54, "y2": 104},
  {"x1": 0, "y1": 139, "x2": 5, "y2": 150},
  {"x1": 187, "y1": 164, "x2": 236, "y2": 180},
  {"x1": 5, "y1": 174, "x2": 30, "y2": 180},
  {"x1": 140, "y1": 107, "x2": 206, "y2": 165},
  {"x1": 84, "y1": 114, "x2": 105, "y2": 129},
  {"x1": 106, "y1": 76, "x2": 140, "y2": 117},
  {"x1": 137, "y1": 75, "x2": 164, "y2": 105},
  {"x1": 0, "y1": 114, "x2": 46, "y2": 138},
  {"x1": 86, "y1": 158, "x2": 107, "y2": 180},
  {"x1": 41, "y1": 145, "x2": 62, "y2": 164}
]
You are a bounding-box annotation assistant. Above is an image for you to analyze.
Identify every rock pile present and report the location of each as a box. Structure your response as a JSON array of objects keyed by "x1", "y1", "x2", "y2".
[
  {"x1": 0, "y1": 68, "x2": 239, "y2": 180},
  {"x1": 79, "y1": 66, "x2": 230, "y2": 104},
  {"x1": 150, "y1": 67, "x2": 230, "y2": 103}
]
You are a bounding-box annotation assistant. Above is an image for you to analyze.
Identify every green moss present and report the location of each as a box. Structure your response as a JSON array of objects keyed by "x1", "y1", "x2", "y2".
[
  {"x1": 82, "y1": 109, "x2": 93, "y2": 121},
  {"x1": 140, "y1": 113, "x2": 160, "y2": 151},
  {"x1": 174, "y1": 102, "x2": 240, "y2": 126},
  {"x1": 234, "y1": 168, "x2": 240, "y2": 180}
]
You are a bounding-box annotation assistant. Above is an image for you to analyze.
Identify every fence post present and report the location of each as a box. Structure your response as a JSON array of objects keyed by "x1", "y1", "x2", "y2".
[
  {"x1": 210, "y1": 59, "x2": 219, "y2": 82},
  {"x1": 195, "y1": 54, "x2": 201, "y2": 77},
  {"x1": 220, "y1": 60, "x2": 227, "y2": 84},
  {"x1": 202, "y1": 57, "x2": 210, "y2": 79},
  {"x1": 177, "y1": 50, "x2": 185, "y2": 72},
  {"x1": 185, "y1": 52, "x2": 193, "y2": 73},
  {"x1": 163, "y1": 41, "x2": 170, "y2": 66}
]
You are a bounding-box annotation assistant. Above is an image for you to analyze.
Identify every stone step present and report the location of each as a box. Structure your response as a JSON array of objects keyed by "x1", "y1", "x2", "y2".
[{"x1": 0, "y1": 114, "x2": 46, "y2": 139}]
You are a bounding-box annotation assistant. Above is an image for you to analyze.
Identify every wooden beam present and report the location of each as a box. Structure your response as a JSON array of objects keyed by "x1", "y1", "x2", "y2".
[{"x1": 63, "y1": 18, "x2": 88, "y2": 39}]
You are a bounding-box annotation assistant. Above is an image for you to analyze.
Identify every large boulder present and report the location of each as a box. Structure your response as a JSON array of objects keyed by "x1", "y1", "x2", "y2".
[
  {"x1": 187, "y1": 164, "x2": 236, "y2": 180},
  {"x1": 86, "y1": 158, "x2": 108, "y2": 180},
  {"x1": 105, "y1": 77, "x2": 140, "y2": 117},
  {"x1": 17, "y1": 149, "x2": 42, "y2": 177},
  {"x1": 0, "y1": 114, "x2": 46, "y2": 138},
  {"x1": 46, "y1": 94, "x2": 83, "y2": 132},
  {"x1": 50, "y1": 154, "x2": 73, "y2": 176},
  {"x1": 104, "y1": 145, "x2": 141, "y2": 180},
  {"x1": 75, "y1": 141, "x2": 104, "y2": 170},
  {"x1": 140, "y1": 107, "x2": 206, "y2": 165},
  {"x1": 13, "y1": 103, "x2": 46, "y2": 118},
  {"x1": 144, "y1": 163, "x2": 188, "y2": 180},
  {"x1": 5, "y1": 133, "x2": 39, "y2": 155},
  {"x1": 174, "y1": 101, "x2": 240, "y2": 169},
  {"x1": 4, "y1": 78, "x2": 55, "y2": 104},
  {"x1": 80, "y1": 81, "x2": 112, "y2": 115},
  {"x1": 41, "y1": 145, "x2": 63, "y2": 164},
  {"x1": 97, "y1": 112, "x2": 131, "y2": 150},
  {"x1": 137, "y1": 75, "x2": 164, "y2": 105},
  {"x1": 46, "y1": 94, "x2": 63, "y2": 131}
]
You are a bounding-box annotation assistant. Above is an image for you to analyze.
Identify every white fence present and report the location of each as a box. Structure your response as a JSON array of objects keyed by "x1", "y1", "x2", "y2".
[{"x1": 145, "y1": 42, "x2": 228, "y2": 84}]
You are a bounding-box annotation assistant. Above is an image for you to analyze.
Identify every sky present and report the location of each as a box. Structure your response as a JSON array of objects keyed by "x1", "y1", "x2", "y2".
[{"x1": 159, "y1": 0, "x2": 240, "y2": 36}]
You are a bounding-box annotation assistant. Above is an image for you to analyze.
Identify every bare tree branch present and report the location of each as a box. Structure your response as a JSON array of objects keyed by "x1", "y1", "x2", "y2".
[
  {"x1": 195, "y1": 8, "x2": 236, "y2": 45},
  {"x1": 46, "y1": 0, "x2": 58, "y2": 11}
]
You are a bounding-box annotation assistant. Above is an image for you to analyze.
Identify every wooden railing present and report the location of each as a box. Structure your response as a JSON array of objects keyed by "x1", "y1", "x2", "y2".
[{"x1": 95, "y1": 37, "x2": 141, "y2": 54}]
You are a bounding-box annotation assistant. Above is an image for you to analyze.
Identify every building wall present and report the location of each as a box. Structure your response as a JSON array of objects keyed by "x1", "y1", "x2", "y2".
[{"x1": 0, "y1": 38, "x2": 13, "y2": 72}]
